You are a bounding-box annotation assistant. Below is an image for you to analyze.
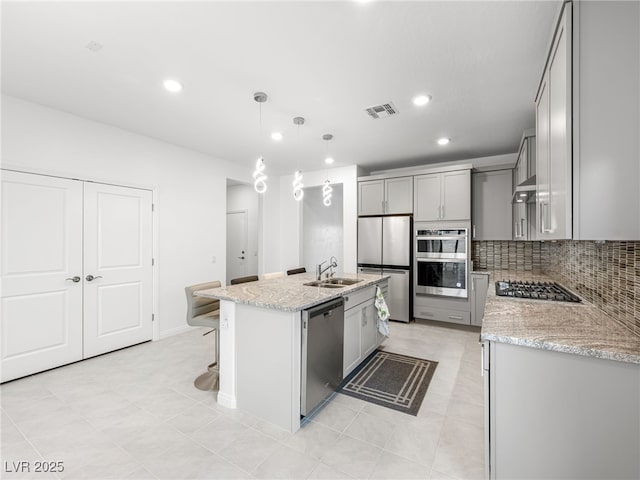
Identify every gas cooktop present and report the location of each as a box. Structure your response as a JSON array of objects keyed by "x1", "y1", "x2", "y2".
[{"x1": 495, "y1": 280, "x2": 581, "y2": 303}]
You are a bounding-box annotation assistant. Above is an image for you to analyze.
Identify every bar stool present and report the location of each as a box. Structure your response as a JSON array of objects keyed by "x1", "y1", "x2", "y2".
[
  {"x1": 286, "y1": 267, "x2": 306, "y2": 275},
  {"x1": 185, "y1": 281, "x2": 221, "y2": 391},
  {"x1": 230, "y1": 275, "x2": 259, "y2": 285}
]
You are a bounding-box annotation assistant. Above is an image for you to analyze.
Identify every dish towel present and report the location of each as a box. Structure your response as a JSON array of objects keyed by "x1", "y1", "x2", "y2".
[{"x1": 375, "y1": 286, "x2": 390, "y2": 337}]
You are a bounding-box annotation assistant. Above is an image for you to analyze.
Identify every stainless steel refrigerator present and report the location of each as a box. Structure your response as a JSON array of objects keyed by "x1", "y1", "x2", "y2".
[{"x1": 357, "y1": 215, "x2": 412, "y2": 323}]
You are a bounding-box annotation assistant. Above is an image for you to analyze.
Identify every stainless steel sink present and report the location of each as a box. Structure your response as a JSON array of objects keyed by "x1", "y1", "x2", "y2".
[{"x1": 303, "y1": 278, "x2": 363, "y2": 288}]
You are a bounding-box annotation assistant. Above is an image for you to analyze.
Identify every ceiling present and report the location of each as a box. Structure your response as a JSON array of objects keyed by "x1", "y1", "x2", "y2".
[{"x1": 1, "y1": 1, "x2": 560, "y2": 176}]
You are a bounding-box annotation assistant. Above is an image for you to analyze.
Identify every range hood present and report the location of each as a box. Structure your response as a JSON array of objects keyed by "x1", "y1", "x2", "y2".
[{"x1": 512, "y1": 175, "x2": 536, "y2": 204}]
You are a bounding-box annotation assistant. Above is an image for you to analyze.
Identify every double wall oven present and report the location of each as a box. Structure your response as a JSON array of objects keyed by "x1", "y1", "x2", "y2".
[{"x1": 415, "y1": 226, "x2": 468, "y2": 298}]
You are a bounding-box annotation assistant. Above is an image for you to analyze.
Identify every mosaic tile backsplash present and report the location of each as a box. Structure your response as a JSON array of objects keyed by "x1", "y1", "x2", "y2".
[{"x1": 472, "y1": 240, "x2": 640, "y2": 337}]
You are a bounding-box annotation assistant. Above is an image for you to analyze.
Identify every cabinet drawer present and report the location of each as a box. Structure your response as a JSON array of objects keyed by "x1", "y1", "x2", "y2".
[
  {"x1": 345, "y1": 285, "x2": 376, "y2": 311},
  {"x1": 414, "y1": 305, "x2": 470, "y2": 325}
]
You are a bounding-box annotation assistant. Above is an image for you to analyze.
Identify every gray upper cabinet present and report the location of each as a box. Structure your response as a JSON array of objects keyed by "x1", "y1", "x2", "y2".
[
  {"x1": 358, "y1": 176, "x2": 412, "y2": 215},
  {"x1": 472, "y1": 170, "x2": 512, "y2": 240},
  {"x1": 535, "y1": 1, "x2": 640, "y2": 240},
  {"x1": 415, "y1": 170, "x2": 470, "y2": 222}
]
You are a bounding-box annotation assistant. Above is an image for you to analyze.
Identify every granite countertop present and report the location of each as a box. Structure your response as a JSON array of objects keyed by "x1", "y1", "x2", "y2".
[
  {"x1": 196, "y1": 272, "x2": 388, "y2": 312},
  {"x1": 479, "y1": 270, "x2": 640, "y2": 365}
]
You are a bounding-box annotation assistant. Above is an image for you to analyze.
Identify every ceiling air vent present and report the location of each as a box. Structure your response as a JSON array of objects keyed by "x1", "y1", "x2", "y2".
[{"x1": 364, "y1": 102, "x2": 398, "y2": 119}]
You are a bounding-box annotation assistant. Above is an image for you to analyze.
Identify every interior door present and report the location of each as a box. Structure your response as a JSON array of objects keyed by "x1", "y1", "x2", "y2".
[
  {"x1": 226, "y1": 211, "x2": 248, "y2": 283},
  {"x1": 82, "y1": 182, "x2": 153, "y2": 358},
  {"x1": 1, "y1": 171, "x2": 83, "y2": 382}
]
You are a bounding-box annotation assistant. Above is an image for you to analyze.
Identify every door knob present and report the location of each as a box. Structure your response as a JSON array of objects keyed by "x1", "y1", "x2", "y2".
[
  {"x1": 65, "y1": 276, "x2": 81, "y2": 283},
  {"x1": 86, "y1": 275, "x2": 103, "y2": 282},
  {"x1": 238, "y1": 256, "x2": 245, "y2": 260}
]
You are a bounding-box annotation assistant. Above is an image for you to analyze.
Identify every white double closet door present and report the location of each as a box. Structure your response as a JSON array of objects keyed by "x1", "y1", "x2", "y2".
[{"x1": 1, "y1": 171, "x2": 153, "y2": 382}]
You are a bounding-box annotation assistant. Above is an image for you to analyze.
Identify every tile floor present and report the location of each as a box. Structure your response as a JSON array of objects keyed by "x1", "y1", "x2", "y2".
[{"x1": 1, "y1": 320, "x2": 484, "y2": 480}]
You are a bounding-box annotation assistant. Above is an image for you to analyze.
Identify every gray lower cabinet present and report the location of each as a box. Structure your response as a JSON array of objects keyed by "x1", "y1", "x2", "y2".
[
  {"x1": 343, "y1": 281, "x2": 387, "y2": 376},
  {"x1": 483, "y1": 341, "x2": 640, "y2": 479},
  {"x1": 470, "y1": 273, "x2": 489, "y2": 327},
  {"x1": 414, "y1": 295, "x2": 470, "y2": 325}
]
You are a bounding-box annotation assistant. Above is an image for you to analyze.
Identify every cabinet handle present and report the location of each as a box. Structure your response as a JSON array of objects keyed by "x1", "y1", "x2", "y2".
[
  {"x1": 448, "y1": 315, "x2": 463, "y2": 320},
  {"x1": 540, "y1": 202, "x2": 551, "y2": 233},
  {"x1": 472, "y1": 225, "x2": 476, "y2": 239},
  {"x1": 441, "y1": 205, "x2": 444, "y2": 219},
  {"x1": 520, "y1": 218, "x2": 525, "y2": 238},
  {"x1": 472, "y1": 277, "x2": 475, "y2": 291}
]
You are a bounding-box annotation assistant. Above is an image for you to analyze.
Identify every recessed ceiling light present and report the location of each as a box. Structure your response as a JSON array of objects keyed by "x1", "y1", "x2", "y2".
[
  {"x1": 325, "y1": 157, "x2": 335, "y2": 165},
  {"x1": 413, "y1": 95, "x2": 431, "y2": 106},
  {"x1": 163, "y1": 79, "x2": 183, "y2": 93},
  {"x1": 271, "y1": 132, "x2": 283, "y2": 141},
  {"x1": 437, "y1": 137, "x2": 450, "y2": 146}
]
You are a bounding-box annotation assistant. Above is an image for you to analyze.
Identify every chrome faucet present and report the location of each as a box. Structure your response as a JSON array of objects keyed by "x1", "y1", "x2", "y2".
[{"x1": 316, "y1": 256, "x2": 338, "y2": 280}]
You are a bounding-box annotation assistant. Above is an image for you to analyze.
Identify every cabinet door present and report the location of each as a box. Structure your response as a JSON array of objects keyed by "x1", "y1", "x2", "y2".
[
  {"x1": 385, "y1": 177, "x2": 413, "y2": 214},
  {"x1": 472, "y1": 170, "x2": 512, "y2": 240},
  {"x1": 1, "y1": 171, "x2": 83, "y2": 382},
  {"x1": 343, "y1": 306, "x2": 363, "y2": 376},
  {"x1": 414, "y1": 174, "x2": 441, "y2": 221},
  {"x1": 536, "y1": 72, "x2": 551, "y2": 238},
  {"x1": 361, "y1": 300, "x2": 378, "y2": 359},
  {"x1": 358, "y1": 180, "x2": 385, "y2": 216},
  {"x1": 442, "y1": 170, "x2": 471, "y2": 221},
  {"x1": 547, "y1": 4, "x2": 572, "y2": 240}
]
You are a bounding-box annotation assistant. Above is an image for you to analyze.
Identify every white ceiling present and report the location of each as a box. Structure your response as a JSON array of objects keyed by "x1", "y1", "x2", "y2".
[{"x1": 1, "y1": 1, "x2": 560, "y2": 175}]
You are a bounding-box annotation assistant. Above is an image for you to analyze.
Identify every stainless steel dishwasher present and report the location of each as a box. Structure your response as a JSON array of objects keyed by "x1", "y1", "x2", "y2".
[{"x1": 301, "y1": 297, "x2": 344, "y2": 416}]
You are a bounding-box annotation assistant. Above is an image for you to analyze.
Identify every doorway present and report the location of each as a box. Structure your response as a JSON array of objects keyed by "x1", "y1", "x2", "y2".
[
  {"x1": 226, "y1": 210, "x2": 248, "y2": 281},
  {"x1": 226, "y1": 181, "x2": 259, "y2": 284}
]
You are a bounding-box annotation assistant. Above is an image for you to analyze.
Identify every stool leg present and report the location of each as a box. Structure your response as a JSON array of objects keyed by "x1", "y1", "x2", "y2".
[{"x1": 193, "y1": 328, "x2": 219, "y2": 391}]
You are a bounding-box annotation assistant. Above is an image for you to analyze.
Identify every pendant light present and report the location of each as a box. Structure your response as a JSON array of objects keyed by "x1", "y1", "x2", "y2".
[
  {"x1": 252, "y1": 92, "x2": 268, "y2": 194},
  {"x1": 322, "y1": 134, "x2": 334, "y2": 207},
  {"x1": 292, "y1": 116, "x2": 305, "y2": 201}
]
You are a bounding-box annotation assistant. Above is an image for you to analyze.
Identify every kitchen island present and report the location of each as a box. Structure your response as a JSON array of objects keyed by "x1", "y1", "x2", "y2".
[
  {"x1": 479, "y1": 271, "x2": 640, "y2": 479},
  {"x1": 196, "y1": 272, "x2": 389, "y2": 433}
]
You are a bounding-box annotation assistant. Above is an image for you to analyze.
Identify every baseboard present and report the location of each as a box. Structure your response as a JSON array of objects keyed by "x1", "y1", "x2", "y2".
[{"x1": 217, "y1": 391, "x2": 237, "y2": 409}]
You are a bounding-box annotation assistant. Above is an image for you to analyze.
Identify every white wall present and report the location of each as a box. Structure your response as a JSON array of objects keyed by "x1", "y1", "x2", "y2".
[
  {"x1": 226, "y1": 183, "x2": 259, "y2": 276},
  {"x1": 302, "y1": 184, "x2": 344, "y2": 275},
  {"x1": 1, "y1": 95, "x2": 252, "y2": 338},
  {"x1": 277, "y1": 165, "x2": 359, "y2": 274}
]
